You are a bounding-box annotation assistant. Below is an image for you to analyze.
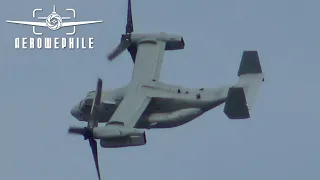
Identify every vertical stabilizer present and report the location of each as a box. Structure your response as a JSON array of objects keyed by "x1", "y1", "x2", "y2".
[{"x1": 224, "y1": 51, "x2": 264, "y2": 119}]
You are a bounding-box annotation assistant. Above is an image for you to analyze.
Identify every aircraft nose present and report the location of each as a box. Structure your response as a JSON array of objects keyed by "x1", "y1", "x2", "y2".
[{"x1": 71, "y1": 105, "x2": 81, "y2": 119}]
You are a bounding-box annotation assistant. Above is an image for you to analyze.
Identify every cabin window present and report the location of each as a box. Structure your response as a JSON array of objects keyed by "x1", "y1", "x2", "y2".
[
  {"x1": 200, "y1": 88, "x2": 204, "y2": 91},
  {"x1": 178, "y1": 89, "x2": 181, "y2": 93},
  {"x1": 196, "y1": 94, "x2": 201, "y2": 99}
]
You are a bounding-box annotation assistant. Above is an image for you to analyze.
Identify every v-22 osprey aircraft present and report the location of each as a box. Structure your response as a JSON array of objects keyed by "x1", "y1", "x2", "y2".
[{"x1": 68, "y1": 0, "x2": 265, "y2": 179}]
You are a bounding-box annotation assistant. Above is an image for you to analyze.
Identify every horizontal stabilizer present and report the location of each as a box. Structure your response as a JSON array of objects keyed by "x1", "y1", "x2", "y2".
[
  {"x1": 165, "y1": 37, "x2": 185, "y2": 50},
  {"x1": 223, "y1": 87, "x2": 250, "y2": 119}
]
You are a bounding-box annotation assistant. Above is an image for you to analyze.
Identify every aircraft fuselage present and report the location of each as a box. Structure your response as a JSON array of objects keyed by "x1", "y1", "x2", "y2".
[{"x1": 71, "y1": 81, "x2": 230, "y2": 129}]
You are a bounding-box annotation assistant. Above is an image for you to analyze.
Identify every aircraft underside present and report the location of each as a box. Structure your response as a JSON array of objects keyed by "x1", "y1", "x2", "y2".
[{"x1": 78, "y1": 97, "x2": 225, "y2": 129}]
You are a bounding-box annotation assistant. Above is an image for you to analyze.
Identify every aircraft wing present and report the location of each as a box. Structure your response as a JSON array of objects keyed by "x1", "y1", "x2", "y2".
[
  {"x1": 130, "y1": 41, "x2": 166, "y2": 83},
  {"x1": 127, "y1": 45, "x2": 137, "y2": 63},
  {"x1": 107, "y1": 86, "x2": 151, "y2": 128}
]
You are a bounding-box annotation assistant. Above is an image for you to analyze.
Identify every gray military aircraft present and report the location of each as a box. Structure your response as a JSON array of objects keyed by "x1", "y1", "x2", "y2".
[{"x1": 68, "y1": 0, "x2": 265, "y2": 179}]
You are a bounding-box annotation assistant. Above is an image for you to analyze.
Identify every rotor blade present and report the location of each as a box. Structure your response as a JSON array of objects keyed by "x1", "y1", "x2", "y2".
[
  {"x1": 88, "y1": 78, "x2": 103, "y2": 128},
  {"x1": 126, "y1": 0, "x2": 133, "y2": 34},
  {"x1": 68, "y1": 127, "x2": 86, "y2": 135},
  {"x1": 92, "y1": 78, "x2": 103, "y2": 107},
  {"x1": 68, "y1": 127, "x2": 92, "y2": 140},
  {"x1": 107, "y1": 39, "x2": 131, "y2": 60},
  {"x1": 89, "y1": 138, "x2": 101, "y2": 180}
]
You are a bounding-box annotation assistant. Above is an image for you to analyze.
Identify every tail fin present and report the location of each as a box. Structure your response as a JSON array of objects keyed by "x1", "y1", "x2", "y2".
[{"x1": 224, "y1": 51, "x2": 264, "y2": 119}]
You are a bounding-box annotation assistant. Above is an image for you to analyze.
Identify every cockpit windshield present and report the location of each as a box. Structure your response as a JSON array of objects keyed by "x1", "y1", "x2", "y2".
[
  {"x1": 87, "y1": 91, "x2": 95, "y2": 94},
  {"x1": 79, "y1": 100, "x2": 83, "y2": 108},
  {"x1": 79, "y1": 100, "x2": 91, "y2": 114}
]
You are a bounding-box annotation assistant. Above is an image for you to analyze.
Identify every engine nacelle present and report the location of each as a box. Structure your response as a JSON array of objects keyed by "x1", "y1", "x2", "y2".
[
  {"x1": 100, "y1": 131, "x2": 146, "y2": 148},
  {"x1": 93, "y1": 125, "x2": 145, "y2": 139}
]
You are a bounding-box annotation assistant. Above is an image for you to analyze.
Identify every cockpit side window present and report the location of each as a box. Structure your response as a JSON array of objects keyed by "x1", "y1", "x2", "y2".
[
  {"x1": 79, "y1": 100, "x2": 91, "y2": 113},
  {"x1": 79, "y1": 100, "x2": 83, "y2": 108},
  {"x1": 82, "y1": 105, "x2": 91, "y2": 113}
]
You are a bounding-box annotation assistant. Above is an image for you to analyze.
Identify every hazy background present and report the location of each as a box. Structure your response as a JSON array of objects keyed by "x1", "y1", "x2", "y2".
[{"x1": 1, "y1": 0, "x2": 319, "y2": 179}]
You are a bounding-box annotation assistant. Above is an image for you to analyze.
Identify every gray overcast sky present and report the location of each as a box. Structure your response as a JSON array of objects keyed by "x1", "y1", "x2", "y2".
[{"x1": 1, "y1": 0, "x2": 320, "y2": 179}]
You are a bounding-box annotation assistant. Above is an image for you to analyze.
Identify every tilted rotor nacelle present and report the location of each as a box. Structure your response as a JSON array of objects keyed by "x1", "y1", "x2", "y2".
[
  {"x1": 100, "y1": 131, "x2": 146, "y2": 148},
  {"x1": 108, "y1": 32, "x2": 185, "y2": 60},
  {"x1": 92, "y1": 124, "x2": 145, "y2": 139},
  {"x1": 93, "y1": 123, "x2": 147, "y2": 148},
  {"x1": 129, "y1": 33, "x2": 185, "y2": 50}
]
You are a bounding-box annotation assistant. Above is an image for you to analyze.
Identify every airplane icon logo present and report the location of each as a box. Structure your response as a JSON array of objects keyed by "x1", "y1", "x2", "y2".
[{"x1": 6, "y1": 5, "x2": 103, "y2": 35}]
